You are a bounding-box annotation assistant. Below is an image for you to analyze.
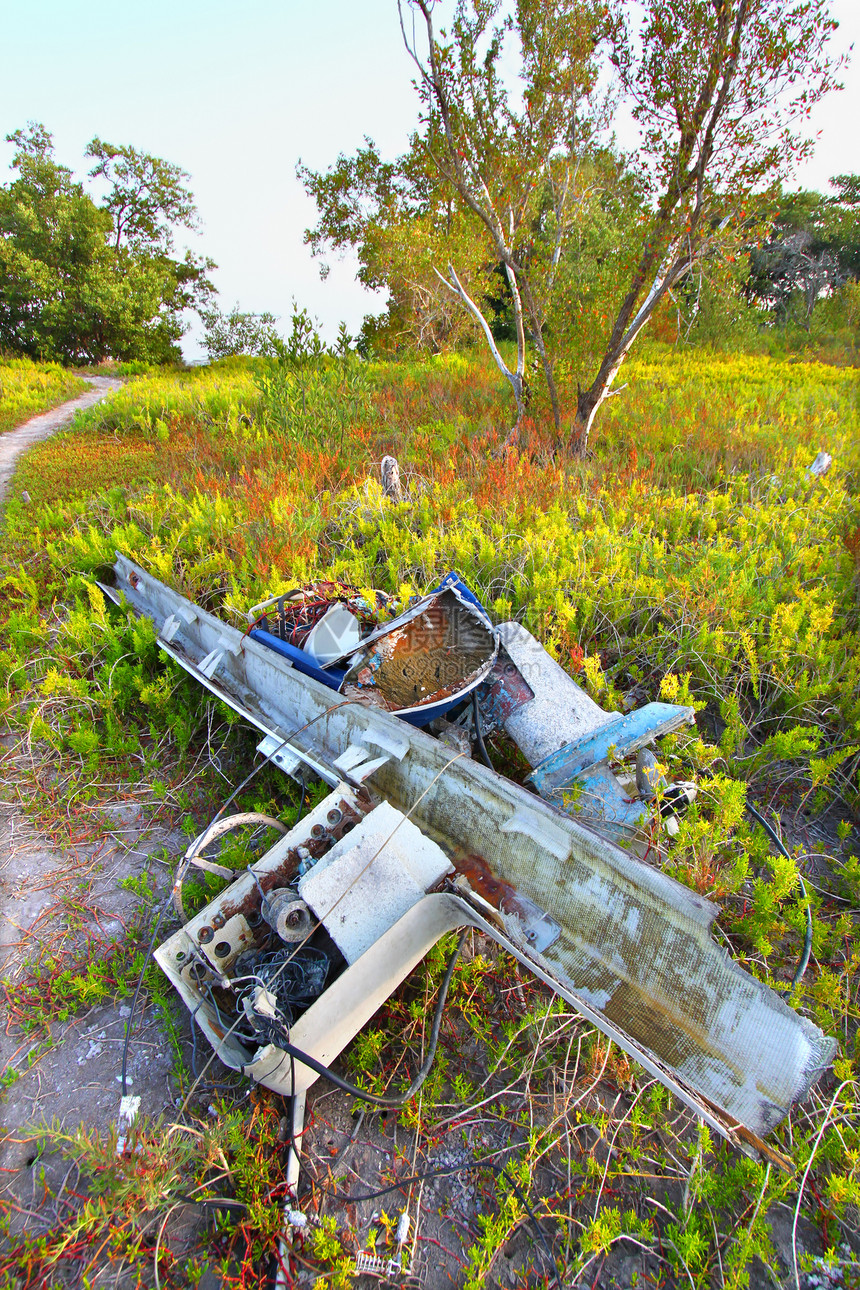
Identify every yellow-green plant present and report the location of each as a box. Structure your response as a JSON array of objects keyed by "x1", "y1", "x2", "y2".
[{"x1": 0, "y1": 356, "x2": 86, "y2": 433}]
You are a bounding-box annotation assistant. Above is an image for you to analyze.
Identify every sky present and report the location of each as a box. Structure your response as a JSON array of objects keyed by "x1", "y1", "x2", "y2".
[{"x1": 1, "y1": 0, "x2": 858, "y2": 359}]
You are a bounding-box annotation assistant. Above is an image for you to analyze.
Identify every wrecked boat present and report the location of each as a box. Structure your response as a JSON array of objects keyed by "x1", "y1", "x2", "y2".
[
  {"x1": 102, "y1": 553, "x2": 835, "y2": 1167},
  {"x1": 245, "y1": 572, "x2": 499, "y2": 724}
]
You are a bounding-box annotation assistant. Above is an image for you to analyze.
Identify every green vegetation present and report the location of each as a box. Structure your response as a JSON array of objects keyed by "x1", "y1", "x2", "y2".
[
  {"x1": 0, "y1": 1094, "x2": 289, "y2": 1288},
  {"x1": 0, "y1": 344, "x2": 858, "y2": 1286},
  {"x1": 0, "y1": 124, "x2": 213, "y2": 364},
  {"x1": 302, "y1": 0, "x2": 843, "y2": 451},
  {"x1": 200, "y1": 301, "x2": 279, "y2": 361},
  {"x1": 0, "y1": 357, "x2": 87, "y2": 434}
]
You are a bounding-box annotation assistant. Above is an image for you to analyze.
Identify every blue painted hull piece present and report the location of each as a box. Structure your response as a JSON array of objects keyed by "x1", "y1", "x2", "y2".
[
  {"x1": 528, "y1": 702, "x2": 693, "y2": 798},
  {"x1": 397, "y1": 695, "x2": 469, "y2": 728},
  {"x1": 525, "y1": 702, "x2": 695, "y2": 831},
  {"x1": 249, "y1": 628, "x2": 347, "y2": 690},
  {"x1": 429, "y1": 571, "x2": 493, "y2": 626}
]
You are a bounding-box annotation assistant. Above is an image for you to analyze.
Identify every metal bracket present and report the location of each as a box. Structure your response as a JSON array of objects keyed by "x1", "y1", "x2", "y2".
[
  {"x1": 508, "y1": 894, "x2": 561, "y2": 953},
  {"x1": 198, "y1": 649, "x2": 225, "y2": 679},
  {"x1": 359, "y1": 724, "x2": 411, "y2": 762},
  {"x1": 255, "y1": 735, "x2": 304, "y2": 779},
  {"x1": 160, "y1": 606, "x2": 199, "y2": 643},
  {"x1": 332, "y1": 743, "x2": 391, "y2": 785}
]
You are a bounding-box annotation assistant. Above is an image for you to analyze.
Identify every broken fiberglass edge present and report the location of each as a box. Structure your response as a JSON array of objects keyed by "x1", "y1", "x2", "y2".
[
  {"x1": 245, "y1": 571, "x2": 500, "y2": 725},
  {"x1": 102, "y1": 554, "x2": 836, "y2": 1168}
]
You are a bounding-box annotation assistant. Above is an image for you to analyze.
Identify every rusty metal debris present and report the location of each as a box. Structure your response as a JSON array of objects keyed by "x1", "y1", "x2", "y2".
[
  {"x1": 247, "y1": 572, "x2": 499, "y2": 724},
  {"x1": 341, "y1": 584, "x2": 498, "y2": 714},
  {"x1": 102, "y1": 553, "x2": 836, "y2": 1167}
]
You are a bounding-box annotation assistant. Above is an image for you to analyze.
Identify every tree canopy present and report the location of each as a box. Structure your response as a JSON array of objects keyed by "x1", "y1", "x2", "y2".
[
  {"x1": 299, "y1": 133, "x2": 492, "y2": 354},
  {"x1": 303, "y1": 0, "x2": 843, "y2": 451},
  {"x1": 200, "y1": 302, "x2": 279, "y2": 360},
  {"x1": 746, "y1": 177, "x2": 860, "y2": 326},
  {"x1": 86, "y1": 137, "x2": 199, "y2": 255},
  {"x1": 0, "y1": 124, "x2": 214, "y2": 365}
]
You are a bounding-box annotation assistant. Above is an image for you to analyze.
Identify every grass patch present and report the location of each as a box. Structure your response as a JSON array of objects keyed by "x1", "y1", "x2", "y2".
[{"x1": 0, "y1": 357, "x2": 88, "y2": 434}]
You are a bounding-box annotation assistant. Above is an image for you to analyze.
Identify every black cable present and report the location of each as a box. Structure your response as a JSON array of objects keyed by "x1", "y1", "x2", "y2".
[
  {"x1": 472, "y1": 691, "x2": 495, "y2": 771},
  {"x1": 154, "y1": 1147, "x2": 561, "y2": 1285},
  {"x1": 190, "y1": 997, "x2": 250, "y2": 1091},
  {"x1": 276, "y1": 931, "x2": 466, "y2": 1108},
  {"x1": 744, "y1": 801, "x2": 814, "y2": 988},
  {"x1": 178, "y1": 744, "x2": 471, "y2": 1112},
  {"x1": 289, "y1": 1052, "x2": 298, "y2": 1148},
  {"x1": 119, "y1": 699, "x2": 358, "y2": 1099},
  {"x1": 315, "y1": 1158, "x2": 560, "y2": 1289}
]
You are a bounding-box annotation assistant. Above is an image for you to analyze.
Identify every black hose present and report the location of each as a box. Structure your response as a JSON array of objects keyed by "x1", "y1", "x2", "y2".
[
  {"x1": 472, "y1": 691, "x2": 495, "y2": 771},
  {"x1": 275, "y1": 931, "x2": 467, "y2": 1107},
  {"x1": 744, "y1": 802, "x2": 813, "y2": 989}
]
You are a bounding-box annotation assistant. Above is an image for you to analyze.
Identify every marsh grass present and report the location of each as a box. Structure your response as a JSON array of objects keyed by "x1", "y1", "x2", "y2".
[
  {"x1": 0, "y1": 345, "x2": 857, "y2": 1287},
  {"x1": 0, "y1": 357, "x2": 88, "y2": 434}
]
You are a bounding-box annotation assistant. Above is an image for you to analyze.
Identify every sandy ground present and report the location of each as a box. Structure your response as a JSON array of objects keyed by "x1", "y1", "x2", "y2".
[
  {"x1": 0, "y1": 804, "x2": 189, "y2": 1174},
  {"x1": 0, "y1": 381, "x2": 194, "y2": 1255}
]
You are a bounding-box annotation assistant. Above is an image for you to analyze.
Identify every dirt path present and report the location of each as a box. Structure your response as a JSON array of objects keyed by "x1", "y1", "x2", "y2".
[
  {"x1": 0, "y1": 376, "x2": 122, "y2": 504},
  {"x1": 0, "y1": 377, "x2": 192, "y2": 1255}
]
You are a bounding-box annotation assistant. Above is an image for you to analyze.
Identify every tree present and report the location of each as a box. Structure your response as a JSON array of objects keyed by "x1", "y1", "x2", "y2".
[
  {"x1": 200, "y1": 302, "x2": 279, "y2": 360},
  {"x1": 86, "y1": 138, "x2": 198, "y2": 254},
  {"x1": 745, "y1": 177, "x2": 860, "y2": 326},
  {"x1": 401, "y1": 0, "x2": 843, "y2": 452},
  {"x1": 566, "y1": 0, "x2": 842, "y2": 450},
  {"x1": 0, "y1": 124, "x2": 214, "y2": 364},
  {"x1": 398, "y1": 0, "x2": 612, "y2": 438},
  {"x1": 309, "y1": 0, "x2": 841, "y2": 452},
  {"x1": 0, "y1": 126, "x2": 111, "y2": 360},
  {"x1": 299, "y1": 135, "x2": 493, "y2": 354}
]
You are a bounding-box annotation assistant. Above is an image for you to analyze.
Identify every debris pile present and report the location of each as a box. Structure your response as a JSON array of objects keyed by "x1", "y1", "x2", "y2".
[{"x1": 103, "y1": 553, "x2": 836, "y2": 1173}]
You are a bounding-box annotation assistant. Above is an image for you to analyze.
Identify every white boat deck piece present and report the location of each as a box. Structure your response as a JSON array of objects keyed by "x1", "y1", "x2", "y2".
[{"x1": 299, "y1": 802, "x2": 453, "y2": 963}]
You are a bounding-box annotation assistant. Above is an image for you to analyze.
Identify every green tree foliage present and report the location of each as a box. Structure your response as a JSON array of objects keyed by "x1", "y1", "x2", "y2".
[
  {"x1": 299, "y1": 135, "x2": 491, "y2": 354},
  {"x1": 200, "y1": 302, "x2": 279, "y2": 360},
  {"x1": 0, "y1": 124, "x2": 214, "y2": 365},
  {"x1": 746, "y1": 176, "x2": 860, "y2": 327},
  {"x1": 85, "y1": 137, "x2": 199, "y2": 254},
  {"x1": 304, "y1": 0, "x2": 620, "y2": 436}
]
